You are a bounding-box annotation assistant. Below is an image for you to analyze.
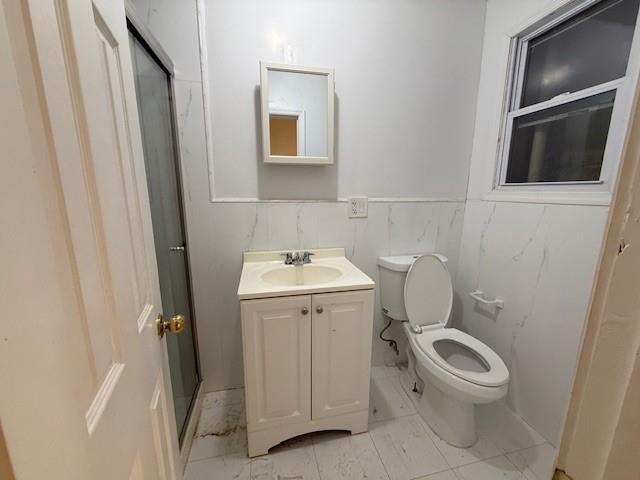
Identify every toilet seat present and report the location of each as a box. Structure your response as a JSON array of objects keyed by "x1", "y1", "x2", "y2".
[
  {"x1": 404, "y1": 254, "x2": 453, "y2": 331},
  {"x1": 414, "y1": 328, "x2": 509, "y2": 387},
  {"x1": 403, "y1": 254, "x2": 509, "y2": 389}
]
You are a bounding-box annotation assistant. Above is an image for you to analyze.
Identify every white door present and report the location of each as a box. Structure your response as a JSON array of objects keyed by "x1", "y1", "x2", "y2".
[
  {"x1": 241, "y1": 296, "x2": 312, "y2": 432},
  {"x1": 312, "y1": 290, "x2": 374, "y2": 419},
  {"x1": 0, "y1": 1, "x2": 180, "y2": 478}
]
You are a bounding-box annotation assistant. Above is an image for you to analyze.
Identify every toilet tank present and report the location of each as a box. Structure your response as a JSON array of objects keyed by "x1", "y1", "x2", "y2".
[{"x1": 377, "y1": 254, "x2": 448, "y2": 321}]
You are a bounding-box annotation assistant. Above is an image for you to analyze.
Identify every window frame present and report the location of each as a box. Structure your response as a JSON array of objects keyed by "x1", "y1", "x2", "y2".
[{"x1": 496, "y1": 0, "x2": 639, "y2": 192}]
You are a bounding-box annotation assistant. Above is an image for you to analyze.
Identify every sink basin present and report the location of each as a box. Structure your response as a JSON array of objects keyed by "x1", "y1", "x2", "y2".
[
  {"x1": 261, "y1": 265, "x2": 342, "y2": 286},
  {"x1": 237, "y1": 248, "x2": 375, "y2": 300}
]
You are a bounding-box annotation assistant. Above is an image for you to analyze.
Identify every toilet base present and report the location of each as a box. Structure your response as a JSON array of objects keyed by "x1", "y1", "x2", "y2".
[
  {"x1": 417, "y1": 375, "x2": 476, "y2": 447},
  {"x1": 400, "y1": 360, "x2": 477, "y2": 448}
]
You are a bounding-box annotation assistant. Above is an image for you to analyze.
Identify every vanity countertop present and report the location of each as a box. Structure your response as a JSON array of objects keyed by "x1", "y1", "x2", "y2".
[{"x1": 237, "y1": 248, "x2": 375, "y2": 300}]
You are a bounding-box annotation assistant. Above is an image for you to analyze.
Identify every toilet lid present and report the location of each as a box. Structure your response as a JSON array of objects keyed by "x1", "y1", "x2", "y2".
[
  {"x1": 415, "y1": 328, "x2": 509, "y2": 387},
  {"x1": 404, "y1": 254, "x2": 452, "y2": 330}
]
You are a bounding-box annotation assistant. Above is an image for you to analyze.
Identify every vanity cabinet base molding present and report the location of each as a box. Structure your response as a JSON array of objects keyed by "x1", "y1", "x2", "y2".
[
  {"x1": 247, "y1": 410, "x2": 368, "y2": 457},
  {"x1": 241, "y1": 289, "x2": 374, "y2": 457}
]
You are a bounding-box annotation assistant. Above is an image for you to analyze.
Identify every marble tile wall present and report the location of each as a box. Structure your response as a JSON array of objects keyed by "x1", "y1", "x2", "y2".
[
  {"x1": 453, "y1": 200, "x2": 609, "y2": 444},
  {"x1": 192, "y1": 200, "x2": 466, "y2": 391}
]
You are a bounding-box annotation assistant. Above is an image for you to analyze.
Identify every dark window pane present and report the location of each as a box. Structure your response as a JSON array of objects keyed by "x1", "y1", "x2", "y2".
[
  {"x1": 521, "y1": 0, "x2": 639, "y2": 107},
  {"x1": 506, "y1": 91, "x2": 615, "y2": 183}
]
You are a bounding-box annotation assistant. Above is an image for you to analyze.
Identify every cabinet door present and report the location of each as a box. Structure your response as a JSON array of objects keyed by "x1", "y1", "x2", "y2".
[
  {"x1": 241, "y1": 295, "x2": 311, "y2": 432},
  {"x1": 312, "y1": 290, "x2": 374, "y2": 419}
]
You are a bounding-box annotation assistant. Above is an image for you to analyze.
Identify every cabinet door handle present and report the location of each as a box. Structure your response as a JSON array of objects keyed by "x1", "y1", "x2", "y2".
[
  {"x1": 301, "y1": 307, "x2": 309, "y2": 315},
  {"x1": 316, "y1": 306, "x2": 323, "y2": 314}
]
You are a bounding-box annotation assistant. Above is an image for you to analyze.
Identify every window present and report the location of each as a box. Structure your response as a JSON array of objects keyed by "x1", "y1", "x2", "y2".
[{"x1": 499, "y1": 0, "x2": 640, "y2": 186}]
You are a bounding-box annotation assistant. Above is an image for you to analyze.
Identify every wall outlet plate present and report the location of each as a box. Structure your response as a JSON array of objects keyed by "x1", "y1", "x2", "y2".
[{"x1": 348, "y1": 197, "x2": 368, "y2": 218}]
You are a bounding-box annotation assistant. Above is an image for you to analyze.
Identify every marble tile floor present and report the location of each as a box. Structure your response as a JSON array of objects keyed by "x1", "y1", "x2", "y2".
[{"x1": 185, "y1": 366, "x2": 556, "y2": 480}]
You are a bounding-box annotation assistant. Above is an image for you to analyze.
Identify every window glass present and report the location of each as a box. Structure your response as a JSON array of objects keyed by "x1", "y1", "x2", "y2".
[
  {"x1": 506, "y1": 91, "x2": 615, "y2": 183},
  {"x1": 521, "y1": 0, "x2": 640, "y2": 107}
]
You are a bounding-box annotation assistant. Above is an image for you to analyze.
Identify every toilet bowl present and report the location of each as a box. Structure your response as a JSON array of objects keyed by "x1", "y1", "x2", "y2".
[{"x1": 378, "y1": 254, "x2": 509, "y2": 447}]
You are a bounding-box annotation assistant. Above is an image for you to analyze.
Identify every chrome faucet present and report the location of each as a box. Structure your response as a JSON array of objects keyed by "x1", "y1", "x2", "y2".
[
  {"x1": 298, "y1": 251, "x2": 314, "y2": 264},
  {"x1": 281, "y1": 251, "x2": 314, "y2": 265}
]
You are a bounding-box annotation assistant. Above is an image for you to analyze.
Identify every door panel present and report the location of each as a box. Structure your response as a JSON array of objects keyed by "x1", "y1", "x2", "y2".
[
  {"x1": 241, "y1": 296, "x2": 312, "y2": 432},
  {"x1": 0, "y1": 0, "x2": 180, "y2": 477},
  {"x1": 150, "y1": 374, "x2": 178, "y2": 480},
  {"x1": 312, "y1": 290, "x2": 374, "y2": 419}
]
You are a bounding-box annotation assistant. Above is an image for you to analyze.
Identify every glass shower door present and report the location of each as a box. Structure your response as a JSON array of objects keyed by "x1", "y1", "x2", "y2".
[{"x1": 128, "y1": 28, "x2": 200, "y2": 443}]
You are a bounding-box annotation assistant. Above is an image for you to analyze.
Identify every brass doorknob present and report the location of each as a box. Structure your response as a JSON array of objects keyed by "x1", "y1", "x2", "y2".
[{"x1": 156, "y1": 313, "x2": 186, "y2": 338}]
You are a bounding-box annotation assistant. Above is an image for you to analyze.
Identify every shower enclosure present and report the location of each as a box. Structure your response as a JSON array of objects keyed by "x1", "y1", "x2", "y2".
[{"x1": 128, "y1": 23, "x2": 201, "y2": 444}]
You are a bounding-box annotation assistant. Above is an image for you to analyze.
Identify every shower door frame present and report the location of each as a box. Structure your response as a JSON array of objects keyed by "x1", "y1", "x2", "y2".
[{"x1": 126, "y1": 7, "x2": 203, "y2": 452}]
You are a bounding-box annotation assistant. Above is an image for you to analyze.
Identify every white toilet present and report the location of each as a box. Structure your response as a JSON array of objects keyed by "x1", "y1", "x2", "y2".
[{"x1": 378, "y1": 253, "x2": 509, "y2": 447}]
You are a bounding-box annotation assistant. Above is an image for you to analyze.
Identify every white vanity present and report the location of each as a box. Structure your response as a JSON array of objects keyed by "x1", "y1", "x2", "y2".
[{"x1": 237, "y1": 248, "x2": 374, "y2": 457}]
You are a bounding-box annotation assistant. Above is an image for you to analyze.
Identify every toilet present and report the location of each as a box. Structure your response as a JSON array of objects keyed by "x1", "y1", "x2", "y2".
[{"x1": 378, "y1": 254, "x2": 509, "y2": 447}]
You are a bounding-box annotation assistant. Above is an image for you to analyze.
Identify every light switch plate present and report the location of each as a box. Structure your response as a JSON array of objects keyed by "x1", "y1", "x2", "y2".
[{"x1": 348, "y1": 197, "x2": 368, "y2": 218}]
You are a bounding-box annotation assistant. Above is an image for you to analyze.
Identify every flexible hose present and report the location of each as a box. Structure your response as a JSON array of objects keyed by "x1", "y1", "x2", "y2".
[{"x1": 379, "y1": 318, "x2": 399, "y2": 355}]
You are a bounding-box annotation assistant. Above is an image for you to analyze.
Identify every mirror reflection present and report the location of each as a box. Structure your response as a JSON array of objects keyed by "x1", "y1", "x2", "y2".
[{"x1": 267, "y1": 69, "x2": 328, "y2": 157}]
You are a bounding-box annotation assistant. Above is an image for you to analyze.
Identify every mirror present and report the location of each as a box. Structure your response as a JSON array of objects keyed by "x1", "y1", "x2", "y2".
[{"x1": 260, "y1": 62, "x2": 334, "y2": 165}]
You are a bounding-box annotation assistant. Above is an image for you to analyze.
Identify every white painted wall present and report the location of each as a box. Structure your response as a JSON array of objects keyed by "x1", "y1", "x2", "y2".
[
  {"x1": 205, "y1": 0, "x2": 486, "y2": 200},
  {"x1": 453, "y1": 0, "x2": 624, "y2": 445},
  {"x1": 128, "y1": 0, "x2": 487, "y2": 392}
]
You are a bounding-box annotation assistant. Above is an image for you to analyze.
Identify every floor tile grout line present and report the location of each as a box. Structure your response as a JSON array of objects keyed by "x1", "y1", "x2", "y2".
[
  {"x1": 312, "y1": 430, "x2": 393, "y2": 480},
  {"x1": 506, "y1": 441, "x2": 552, "y2": 457},
  {"x1": 184, "y1": 451, "x2": 248, "y2": 467},
  {"x1": 504, "y1": 444, "x2": 555, "y2": 478},
  {"x1": 410, "y1": 414, "x2": 450, "y2": 464},
  {"x1": 369, "y1": 374, "x2": 416, "y2": 423},
  {"x1": 308, "y1": 433, "x2": 325, "y2": 479},
  {"x1": 418, "y1": 416, "x2": 508, "y2": 471},
  {"x1": 408, "y1": 466, "x2": 454, "y2": 480},
  {"x1": 502, "y1": 452, "x2": 525, "y2": 472},
  {"x1": 388, "y1": 370, "x2": 417, "y2": 408},
  {"x1": 410, "y1": 413, "x2": 455, "y2": 471},
  {"x1": 450, "y1": 453, "x2": 520, "y2": 475},
  {"x1": 370, "y1": 413, "x2": 452, "y2": 479},
  {"x1": 307, "y1": 432, "x2": 324, "y2": 480},
  {"x1": 370, "y1": 409, "x2": 417, "y2": 423},
  {"x1": 500, "y1": 440, "x2": 552, "y2": 456},
  {"x1": 390, "y1": 373, "x2": 449, "y2": 452},
  {"x1": 366, "y1": 424, "x2": 394, "y2": 480}
]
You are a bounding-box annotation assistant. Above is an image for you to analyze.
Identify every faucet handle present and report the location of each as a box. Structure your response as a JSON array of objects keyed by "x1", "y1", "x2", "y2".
[
  {"x1": 301, "y1": 252, "x2": 314, "y2": 264},
  {"x1": 280, "y1": 252, "x2": 293, "y2": 264}
]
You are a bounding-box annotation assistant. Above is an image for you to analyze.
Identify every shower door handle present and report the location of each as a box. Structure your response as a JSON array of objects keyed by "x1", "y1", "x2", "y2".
[{"x1": 169, "y1": 243, "x2": 185, "y2": 252}]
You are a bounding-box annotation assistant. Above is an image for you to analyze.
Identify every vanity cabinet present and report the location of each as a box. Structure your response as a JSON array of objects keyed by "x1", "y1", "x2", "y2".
[{"x1": 241, "y1": 289, "x2": 374, "y2": 457}]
